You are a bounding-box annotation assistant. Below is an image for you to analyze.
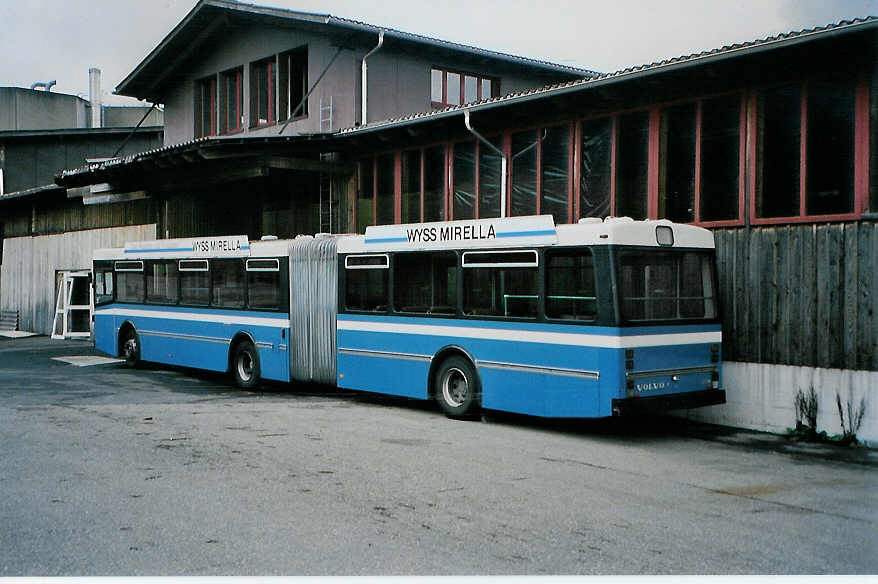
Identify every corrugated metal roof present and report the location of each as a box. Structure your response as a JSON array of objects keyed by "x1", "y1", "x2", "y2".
[{"x1": 338, "y1": 16, "x2": 878, "y2": 136}]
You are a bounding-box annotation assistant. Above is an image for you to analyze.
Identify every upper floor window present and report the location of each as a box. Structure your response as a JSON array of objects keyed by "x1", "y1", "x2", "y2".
[
  {"x1": 431, "y1": 68, "x2": 497, "y2": 107},
  {"x1": 279, "y1": 46, "x2": 308, "y2": 121},
  {"x1": 220, "y1": 67, "x2": 243, "y2": 134},
  {"x1": 194, "y1": 75, "x2": 216, "y2": 138},
  {"x1": 249, "y1": 57, "x2": 276, "y2": 127}
]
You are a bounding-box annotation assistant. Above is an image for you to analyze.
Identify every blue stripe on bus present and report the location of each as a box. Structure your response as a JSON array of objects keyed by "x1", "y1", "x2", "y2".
[
  {"x1": 364, "y1": 237, "x2": 408, "y2": 244},
  {"x1": 496, "y1": 229, "x2": 556, "y2": 238}
]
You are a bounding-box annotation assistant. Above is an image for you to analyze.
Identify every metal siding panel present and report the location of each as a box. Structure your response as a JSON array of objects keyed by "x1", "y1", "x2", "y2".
[{"x1": 0, "y1": 225, "x2": 156, "y2": 334}]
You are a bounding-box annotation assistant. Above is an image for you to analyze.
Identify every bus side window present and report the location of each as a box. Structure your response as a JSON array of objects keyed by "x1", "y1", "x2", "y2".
[
  {"x1": 179, "y1": 259, "x2": 209, "y2": 305},
  {"x1": 393, "y1": 251, "x2": 457, "y2": 315},
  {"x1": 345, "y1": 255, "x2": 388, "y2": 312},
  {"x1": 146, "y1": 260, "x2": 179, "y2": 304},
  {"x1": 115, "y1": 261, "x2": 144, "y2": 303},
  {"x1": 545, "y1": 250, "x2": 597, "y2": 321},
  {"x1": 94, "y1": 266, "x2": 114, "y2": 305},
  {"x1": 462, "y1": 251, "x2": 538, "y2": 319},
  {"x1": 212, "y1": 259, "x2": 245, "y2": 308},
  {"x1": 247, "y1": 258, "x2": 281, "y2": 310}
]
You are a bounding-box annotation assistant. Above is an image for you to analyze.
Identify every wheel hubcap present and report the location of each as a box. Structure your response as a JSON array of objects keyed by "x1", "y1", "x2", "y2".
[
  {"x1": 123, "y1": 337, "x2": 137, "y2": 360},
  {"x1": 237, "y1": 351, "x2": 253, "y2": 381},
  {"x1": 441, "y1": 367, "x2": 468, "y2": 407}
]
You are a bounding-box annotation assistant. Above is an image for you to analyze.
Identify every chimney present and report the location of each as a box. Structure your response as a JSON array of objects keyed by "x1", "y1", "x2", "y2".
[{"x1": 89, "y1": 68, "x2": 102, "y2": 128}]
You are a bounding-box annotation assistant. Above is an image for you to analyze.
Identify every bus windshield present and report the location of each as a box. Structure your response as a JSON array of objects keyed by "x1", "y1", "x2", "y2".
[{"x1": 616, "y1": 248, "x2": 718, "y2": 323}]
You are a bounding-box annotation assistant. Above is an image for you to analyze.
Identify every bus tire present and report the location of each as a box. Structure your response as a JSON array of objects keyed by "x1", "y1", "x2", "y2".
[
  {"x1": 120, "y1": 327, "x2": 140, "y2": 368},
  {"x1": 232, "y1": 341, "x2": 260, "y2": 389},
  {"x1": 434, "y1": 356, "x2": 480, "y2": 419}
]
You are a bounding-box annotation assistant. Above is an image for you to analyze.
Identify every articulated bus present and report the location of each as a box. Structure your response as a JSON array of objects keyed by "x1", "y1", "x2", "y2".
[{"x1": 92, "y1": 215, "x2": 725, "y2": 419}]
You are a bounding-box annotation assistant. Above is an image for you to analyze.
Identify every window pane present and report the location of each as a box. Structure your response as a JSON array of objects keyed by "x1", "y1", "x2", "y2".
[
  {"x1": 806, "y1": 77, "x2": 855, "y2": 215},
  {"x1": 757, "y1": 84, "x2": 801, "y2": 218},
  {"x1": 700, "y1": 95, "x2": 741, "y2": 221},
  {"x1": 401, "y1": 150, "x2": 421, "y2": 223},
  {"x1": 212, "y1": 260, "x2": 245, "y2": 308},
  {"x1": 376, "y1": 153, "x2": 395, "y2": 225},
  {"x1": 394, "y1": 252, "x2": 457, "y2": 314},
  {"x1": 546, "y1": 250, "x2": 596, "y2": 320},
  {"x1": 248, "y1": 270, "x2": 281, "y2": 309},
  {"x1": 580, "y1": 118, "x2": 612, "y2": 219},
  {"x1": 616, "y1": 111, "x2": 649, "y2": 219},
  {"x1": 478, "y1": 135, "x2": 504, "y2": 219},
  {"x1": 453, "y1": 141, "x2": 476, "y2": 220},
  {"x1": 345, "y1": 268, "x2": 387, "y2": 311},
  {"x1": 511, "y1": 130, "x2": 538, "y2": 216},
  {"x1": 180, "y1": 271, "x2": 210, "y2": 305},
  {"x1": 357, "y1": 159, "x2": 374, "y2": 233},
  {"x1": 116, "y1": 272, "x2": 144, "y2": 303},
  {"x1": 617, "y1": 250, "x2": 717, "y2": 322},
  {"x1": 147, "y1": 262, "x2": 179, "y2": 304},
  {"x1": 541, "y1": 125, "x2": 570, "y2": 224},
  {"x1": 431, "y1": 69, "x2": 443, "y2": 103},
  {"x1": 481, "y1": 78, "x2": 492, "y2": 99},
  {"x1": 447, "y1": 72, "x2": 460, "y2": 106},
  {"x1": 464, "y1": 266, "x2": 538, "y2": 318},
  {"x1": 464, "y1": 75, "x2": 478, "y2": 103},
  {"x1": 659, "y1": 102, "x2": 696, "y2": 223},
  {"x1": 423, "y1": 146, "x2": 446, "y2": 222}
]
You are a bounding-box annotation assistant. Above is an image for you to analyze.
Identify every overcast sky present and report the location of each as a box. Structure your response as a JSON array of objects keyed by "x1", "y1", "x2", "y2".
[{"x1": 1, "y1": 0, "x2": 876, "y2": 105}]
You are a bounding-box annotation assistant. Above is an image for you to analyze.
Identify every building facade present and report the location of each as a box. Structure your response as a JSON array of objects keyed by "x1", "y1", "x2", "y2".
[{"x1": 5, "y1": 1, "x2": 878, "y2": 441}]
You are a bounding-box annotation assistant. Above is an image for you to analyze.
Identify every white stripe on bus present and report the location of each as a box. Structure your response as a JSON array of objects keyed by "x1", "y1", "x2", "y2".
[
  {"x1": 337, "y1": 319, "x2": 721, "y2": 349},
  {"x1": 96, "y1": 307, "x2": 289, "y2": 328}
]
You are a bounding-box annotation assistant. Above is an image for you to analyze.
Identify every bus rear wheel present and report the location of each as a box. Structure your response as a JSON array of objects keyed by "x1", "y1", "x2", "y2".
[
  {"x1": 434, "y1": 356, "x2": 480, "y2": 419},
  {"x1": 232, "y1": 341, "x2": 260, "y2": 389},
  {"x1": 120, "y1": 328, "x2": 140, "y2": 368}
]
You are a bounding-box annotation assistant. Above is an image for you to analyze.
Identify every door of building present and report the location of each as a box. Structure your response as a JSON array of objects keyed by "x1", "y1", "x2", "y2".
[{"x1": 51, "y1": 270, "x2": 92, "y2": 339}]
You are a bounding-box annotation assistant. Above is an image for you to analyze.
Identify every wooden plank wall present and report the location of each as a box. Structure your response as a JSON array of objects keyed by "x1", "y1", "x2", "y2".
[
  {"x1": 0, "y1": 224, "x2": 156, "y2": 335},
  {"x1": 714, "y1": 222, "x2": 877, "y2": 371}
]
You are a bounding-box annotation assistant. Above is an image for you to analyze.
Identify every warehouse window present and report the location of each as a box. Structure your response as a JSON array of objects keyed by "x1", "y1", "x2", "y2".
[
  {"x1": 220, "y1": 67, "x2": 243, "y2": 134},
  {"x1": 700, "y1": 94, "x2": 742, "y2": 222},
  {"x1": 279, "y1": 46, "x2": 308, "y2": 120},
  {"x1": 579, "y1": 117, "x2": 612, "y2": 219},
  {"x1": 659, "y1": 102, "x2": 697, "y2": 223},
  {"x1": 541, "y1": 124, "x2": 571, "y2": 224},
  {"x1": 423, "y1": 146, "x2": 446, "y2": 222},
  {"x1": 453, "y1": 140, "x2": 476, "y2": 220},
  {"x1": 249, "y1": 57, "x2": 276, "y2": 127},
  {"x1": 754, "y1": 76, "x2": 859, "y2": 221},
  {"x1": 615, "y1": 110, "x2": 650, "y2": 219},
  {"x1": 194, "y1": 75, "x2": 216, "y2": 138},
  {"x1": 376, "y1": 153, "x2": 395, "y2": 225},
  {"x1": 401, "y1": 149, "x2": 421, "y2": 224},
  {"x1": 431, "y1": 68, "x2": 497, "y2": 107},
  {"x1": 478, "y1": 135, "x2": 504, "y2": 219}
]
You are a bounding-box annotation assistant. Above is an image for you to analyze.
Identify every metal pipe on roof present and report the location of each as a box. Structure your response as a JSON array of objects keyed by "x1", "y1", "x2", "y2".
[
  {"x1": 361, "y1": 30, "x2": 384, "y2": 125},
  {"x1": 464, "y1": 109, "x2": 507, "y2": 218}
]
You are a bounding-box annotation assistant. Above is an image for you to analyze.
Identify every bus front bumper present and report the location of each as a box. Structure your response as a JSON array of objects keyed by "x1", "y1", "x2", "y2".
[{"x1": 612, "y1": 389, "x2": 726, "y2": 416}]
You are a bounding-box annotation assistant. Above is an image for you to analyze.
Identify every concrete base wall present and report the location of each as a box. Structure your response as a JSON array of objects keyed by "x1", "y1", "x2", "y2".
[
  {"x1": 679, "y1": 361, "x2": 877, "y2": 445},
  {"x1": 0, "y1": 225, "x2": 156, "y2": 335}
]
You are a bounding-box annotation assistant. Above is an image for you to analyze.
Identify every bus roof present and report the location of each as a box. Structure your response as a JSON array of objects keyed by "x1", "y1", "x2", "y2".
[
  {"x1": 93, "y1": 216, "x2": 715, "y2": 260},
  {"x1": 337, "y1": 215, "x2": 714, "y2": 253}
]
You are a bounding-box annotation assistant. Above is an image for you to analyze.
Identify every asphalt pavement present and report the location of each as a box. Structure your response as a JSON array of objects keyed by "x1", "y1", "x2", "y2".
[{"x1": 1, "y1": 335, "x2": 875, "y2": 575}]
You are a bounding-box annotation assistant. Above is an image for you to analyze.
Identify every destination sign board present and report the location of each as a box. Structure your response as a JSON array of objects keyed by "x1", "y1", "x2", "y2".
[
  {"x1": 123, "y1": 235, "x2": 251, "y2": 258},
  {"x1": 364, "y1": 216, "x2": 557, "y2": 250}
]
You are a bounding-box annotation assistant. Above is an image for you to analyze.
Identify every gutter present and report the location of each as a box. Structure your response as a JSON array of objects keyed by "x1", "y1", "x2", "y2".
[{"x1": 464, "y1": 109, "x2": 508, "y2": 218}]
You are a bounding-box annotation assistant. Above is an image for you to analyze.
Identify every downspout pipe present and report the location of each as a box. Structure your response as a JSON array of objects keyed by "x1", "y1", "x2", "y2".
[
  {"x1": 361, "y1": 30, "x2": 384, "y2": 125},
  {"x1": 464, "y1": 109, "x2": 507, "y2": 218}
]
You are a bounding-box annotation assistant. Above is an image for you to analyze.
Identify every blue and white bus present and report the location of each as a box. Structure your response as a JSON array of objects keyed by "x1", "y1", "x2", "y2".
[{"x1": 93, "y1": 215, "x2": 725, "y2": 419}]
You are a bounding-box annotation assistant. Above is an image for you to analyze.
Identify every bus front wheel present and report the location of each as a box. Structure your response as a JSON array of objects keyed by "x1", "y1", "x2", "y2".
[
  {"x1": 120, "y1": 328, "x2": 140, "y2": 368},
  {"x1": 232, "y1": 341, "x2": 260, "y2": 389},
  {"x1": 434, "y1": 356, "x2": 480, "y2": 419}
]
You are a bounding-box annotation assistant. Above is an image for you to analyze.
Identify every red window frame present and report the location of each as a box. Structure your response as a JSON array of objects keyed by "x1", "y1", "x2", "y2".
[
  {"x1": 250, "y1": 57, "x2": 276, "y2": 128},
  {"x1": 195, "y1": 76, "x2": 217, "y2": 138},
  {"x1": 748, "y1": 76, "x2": 870, "y2": 225},
  {"x1": 431, "y1": 68, "x2": 498, "y2": 108},
  {"x1": 220, "y1": 67, "x2": 243, "y2": 135}
]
